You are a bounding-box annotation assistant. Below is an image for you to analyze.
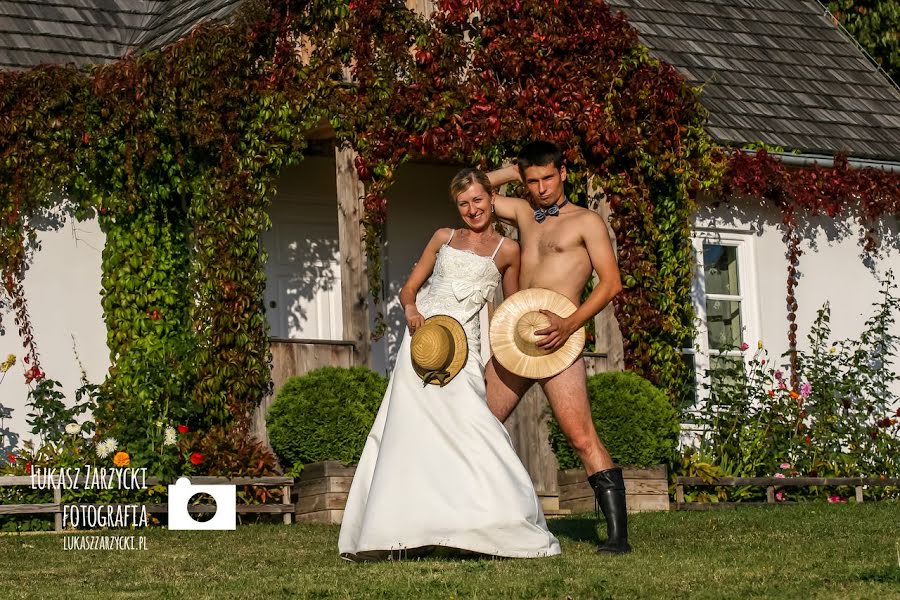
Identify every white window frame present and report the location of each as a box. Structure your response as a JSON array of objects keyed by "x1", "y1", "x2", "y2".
[{"x1": 685, "y1": 229, "x2": 762, "y2": 408}]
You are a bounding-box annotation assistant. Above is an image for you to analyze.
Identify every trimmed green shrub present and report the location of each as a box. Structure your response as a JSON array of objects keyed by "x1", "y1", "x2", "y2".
[
  {"x1": 549, "y1": 371, "x2": 679, "y2": 469},
  {"x1": 266, "y1": 367, "x2": 387, "y2": 475}
]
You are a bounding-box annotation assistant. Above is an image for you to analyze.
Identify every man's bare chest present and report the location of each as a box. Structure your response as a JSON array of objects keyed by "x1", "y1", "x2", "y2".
[{"x1": 522, "y1": 225, "x2": 581, "y2": 258}]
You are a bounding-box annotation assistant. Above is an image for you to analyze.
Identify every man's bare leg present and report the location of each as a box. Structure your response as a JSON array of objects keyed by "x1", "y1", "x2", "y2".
[
  {"x1": 485, "y1": 357, "x2": 533, "y2": 423},
  {"x1": 542, "y1": 359, "x2": 630, "y2": 553},
  {"x1": 540, "y1": 359, "x2": 614, "y2": 474}
]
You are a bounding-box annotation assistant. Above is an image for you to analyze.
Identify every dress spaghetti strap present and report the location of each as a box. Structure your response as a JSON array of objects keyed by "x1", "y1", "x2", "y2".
[
  {"x1": 490, "y1": 237, "x2": 504, "y2": 260},
  {"x1": 447, "y1": 229, "x2": 456, "y2": 244}
]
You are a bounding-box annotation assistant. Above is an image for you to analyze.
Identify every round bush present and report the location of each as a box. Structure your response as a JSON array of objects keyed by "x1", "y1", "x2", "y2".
[
  {"x1": 266, "y1": 366, "x2": 387, "y2": 474},
  {"x1": 549, "y1": 371, "x2": 679, "y2": 469}
]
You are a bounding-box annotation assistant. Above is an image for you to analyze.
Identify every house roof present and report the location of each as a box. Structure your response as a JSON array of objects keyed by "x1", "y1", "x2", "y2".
[
  {"x1": 3, "y1": 1, "x2": 900, "y2": 162},
  {"x1": 606, "y1": 0, "x2": 900, "y2": 162},
  {"x1": 0, "y1": 0, "x2": 241, "y2": 69}
]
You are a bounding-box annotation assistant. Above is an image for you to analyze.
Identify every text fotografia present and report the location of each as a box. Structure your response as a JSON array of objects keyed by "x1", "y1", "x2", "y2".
[
  {"x1": 30, "y1": 466, "x2": 148, "y2": 490},
  {"x1": 63, "y1": 535, "x2": 148, "y2": 551},
  {"x1": 63, "y1": 504, "x2": 149, "y2": 529}
]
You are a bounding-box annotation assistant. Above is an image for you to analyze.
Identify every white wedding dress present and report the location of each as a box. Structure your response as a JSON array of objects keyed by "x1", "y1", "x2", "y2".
[{"x1": 338, "y1": 232, "x2": 561, "y2": 560}]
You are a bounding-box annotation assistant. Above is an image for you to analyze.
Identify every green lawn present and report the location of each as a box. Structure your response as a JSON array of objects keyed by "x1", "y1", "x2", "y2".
[{"x1": 1, "y1": 504, "x2": 898, "y2": 599}]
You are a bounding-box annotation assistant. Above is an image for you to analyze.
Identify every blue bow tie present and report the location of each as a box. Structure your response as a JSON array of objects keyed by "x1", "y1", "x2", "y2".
[{"x1": 534, "y1": 198, "x2": 569, "y2": 223}]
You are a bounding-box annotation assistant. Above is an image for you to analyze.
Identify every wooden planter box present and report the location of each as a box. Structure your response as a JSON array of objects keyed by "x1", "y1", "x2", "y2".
[
  {"x1": 558, "y1": 465, "x2": 670, "y2": 514},
  {"x1": 293, "y1": 461, "x2": 356, "y2": 524}
]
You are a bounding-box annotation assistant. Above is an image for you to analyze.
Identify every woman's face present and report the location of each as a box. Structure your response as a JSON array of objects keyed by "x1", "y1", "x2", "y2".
[{"x1": 455, "y1": 182, "x2": 493, "y2": 232}]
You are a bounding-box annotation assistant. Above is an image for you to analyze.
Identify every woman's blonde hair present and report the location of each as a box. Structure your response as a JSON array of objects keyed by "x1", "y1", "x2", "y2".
[{"x1": 449, "y1": 168, "x2": 494, "y2": 202}]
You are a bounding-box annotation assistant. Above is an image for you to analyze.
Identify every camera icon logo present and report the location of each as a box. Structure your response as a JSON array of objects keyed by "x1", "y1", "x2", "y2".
[{"x1": 168, "y1": 477, "x2": 236, "y2": 530}]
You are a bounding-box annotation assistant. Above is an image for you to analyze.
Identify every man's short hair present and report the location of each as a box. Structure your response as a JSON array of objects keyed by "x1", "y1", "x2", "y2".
[{"x1": 517, "y1": 140, "x2": 564, "y2": 172}]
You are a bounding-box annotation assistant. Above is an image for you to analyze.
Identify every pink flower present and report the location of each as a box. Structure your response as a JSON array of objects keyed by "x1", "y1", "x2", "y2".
[
  {"x1": 827, "y1": 495, "x2": 845, "y2": 503},
  {"x1": 780, "y1": 463, "x2": 791, "y2": 470},
  {"x1": 774, "y1": 370, "x2": 783, "y2": 380},
  {"x1": 740, "y1": 342, "x2": 750, "y2": 351},
  {"x1": 800, "y1": 382, "x2": 812, "y2": 398},
  {"x1": 774, "y1": 473, "x2": 785, "y2": 479},
  {"x1": 775, "y1": 491, "x2": 785, "y2": 501}
]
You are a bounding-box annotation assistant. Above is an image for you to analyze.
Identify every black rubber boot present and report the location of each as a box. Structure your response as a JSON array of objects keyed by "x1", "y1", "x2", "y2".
[{"x1": 588, "y1": 467, "x2": 632, "y2": 554}]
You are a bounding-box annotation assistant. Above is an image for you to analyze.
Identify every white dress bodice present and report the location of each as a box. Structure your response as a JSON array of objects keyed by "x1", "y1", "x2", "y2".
[{"x1": 416, "y1": 238, "x2": 503, "y2": 354}]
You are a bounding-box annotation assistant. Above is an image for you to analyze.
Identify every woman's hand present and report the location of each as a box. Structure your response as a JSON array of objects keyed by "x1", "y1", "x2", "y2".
[{"x1": 405, "y1": 304, "x2": 425, "y2": 334}]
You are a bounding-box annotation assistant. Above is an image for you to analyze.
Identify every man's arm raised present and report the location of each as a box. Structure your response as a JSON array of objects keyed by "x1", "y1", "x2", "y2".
[{"x1": 487, "y1": 164, "x2": 530, "y2": 226}]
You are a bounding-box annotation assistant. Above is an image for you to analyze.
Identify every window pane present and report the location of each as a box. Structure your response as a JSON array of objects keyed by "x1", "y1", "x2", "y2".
[
  {"x1": 679, "y1": 352, "x2": 698, "y2": 413},
  {"x1": 706, "y1": 299, "x2": 743, "y2": 350},
  {"x1": 704, "y1": 244, "x2": 740, "y2": 296},
  {"x1": 709, "y1": 355, "x2": 746, "y2": 399}
]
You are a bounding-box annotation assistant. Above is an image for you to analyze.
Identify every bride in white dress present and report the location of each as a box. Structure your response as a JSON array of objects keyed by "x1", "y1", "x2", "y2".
[{"x1": 339, "y1": 168, "x2": 561, "y2": 561}]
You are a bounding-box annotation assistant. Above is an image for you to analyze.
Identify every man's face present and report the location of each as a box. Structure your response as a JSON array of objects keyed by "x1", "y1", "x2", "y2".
[{"x1": 522, "y1": 164, "x2": 567, "y2": 208}]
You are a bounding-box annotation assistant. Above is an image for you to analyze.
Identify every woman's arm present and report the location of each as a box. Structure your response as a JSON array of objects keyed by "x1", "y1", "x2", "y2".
[
  {"x1": 499, "y1": 240, "x2": 520, "y2": 298},
  {"x1": 399, "y1": 228, "x2": 452, "y2": 333}
]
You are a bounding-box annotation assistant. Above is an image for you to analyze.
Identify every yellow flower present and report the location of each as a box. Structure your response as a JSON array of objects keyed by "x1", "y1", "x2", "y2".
[
  {"x1": 113, "y1": 451, "x2": 130, "y2": 467},
  {"x1": 0, "y1": 354, "x2": 16, "y2": 373},
  {"x1": 757, "y1": 340, "x2": 763, "y2": 349}
]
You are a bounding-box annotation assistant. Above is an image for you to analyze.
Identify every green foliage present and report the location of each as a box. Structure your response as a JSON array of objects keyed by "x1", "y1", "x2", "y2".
[
  {"x1": 25, "y1": 378, "x2": 96, "y2": 447},
  {"x1": 549, "y1": 371, "x2": 680, "y2": 469},
  {"x1": 266, "y1": 367, "x2": 387, "y2": 475},
  {"x1": 690, "y1": 274, "x2": 900, "y2": 500},
  {"x1": 829, "y1": 1, "x2": 899, "y2": 81},
  {"x1": 95, "y1": 203, "x2": 198, "y2": 476}
]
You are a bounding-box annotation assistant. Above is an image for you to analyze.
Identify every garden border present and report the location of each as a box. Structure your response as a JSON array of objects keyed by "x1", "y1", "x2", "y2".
[{"x1": 675, "y1": 476, "x2": 900, "y2": 510}]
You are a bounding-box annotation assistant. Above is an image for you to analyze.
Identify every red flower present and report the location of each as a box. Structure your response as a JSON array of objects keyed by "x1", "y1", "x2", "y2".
[
  {"x1": 6, "y1": 453, "x2": 15, "y2": 463},
  {"x1": 190, "y1": 452, "x2": 203, "y2": 465},
  {"x1": 804, "y1": 435, "x2": 812, "y2": 445},
  {"x1": 82, "y1": 132, "x2": 90, "y2": 145},
  {"x1": 896, "y1": 407, "x2": 900, "y2": 417},
  {"x1": 24, "y1": 366, "x2": 43, "y2": 383},
  {"x1": 25, "y1": 462, "x2": 32, "y2": 474},
  {"x1": 177, "y1": 425, "x2": 189, "y2": 434},
  {"x1": 767, "y1": 390, "x2": 775, "y2": 398}
]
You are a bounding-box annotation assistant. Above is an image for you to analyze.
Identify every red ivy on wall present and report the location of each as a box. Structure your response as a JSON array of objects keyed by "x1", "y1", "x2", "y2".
[{"x1": 720, "y1": 149, "x2": 900, "y2": 386}]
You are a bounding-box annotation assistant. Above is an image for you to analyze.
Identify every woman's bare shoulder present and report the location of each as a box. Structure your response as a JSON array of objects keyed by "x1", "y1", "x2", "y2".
[
  {"x1": 430, "y1": 227, "x2": 455, "y2": 245},
  {"x1": 498, "y1": 237, "x2": 520, "y2": 260}
]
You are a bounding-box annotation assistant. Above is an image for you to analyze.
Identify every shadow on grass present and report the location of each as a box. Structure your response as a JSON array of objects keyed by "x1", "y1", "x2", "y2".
[
  {"x1": 547, "y1": 516, "x2": 601, "y2": 545},
  {"x1": 857, "y1": 566, "x2": 900, "y2": 583}
]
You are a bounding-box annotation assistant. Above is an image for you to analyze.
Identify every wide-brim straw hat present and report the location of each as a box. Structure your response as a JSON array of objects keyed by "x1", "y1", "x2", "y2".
[
  {"x1": 489, "y1": 288, "x2": 586, "y2": 380},
  {"x1": 410, "y1": 315, "x2": 468, "y2": 387}
]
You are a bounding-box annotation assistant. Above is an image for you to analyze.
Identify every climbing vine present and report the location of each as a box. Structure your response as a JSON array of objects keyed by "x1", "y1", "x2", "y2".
[
  {"x1": 720, "y1": 149, "x2": 900, "y2": 387},
  {"x1": 1, "y1": 0, "x2": 899, "y2": 474}
]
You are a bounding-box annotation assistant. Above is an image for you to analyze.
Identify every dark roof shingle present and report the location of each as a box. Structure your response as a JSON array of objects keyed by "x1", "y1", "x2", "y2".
[
  {"x1": 607, "y1": 0, "x2": 900, "y2": 161},
  {"x1": 0, "y1": 0, "x2": 241, "y2": 69}
]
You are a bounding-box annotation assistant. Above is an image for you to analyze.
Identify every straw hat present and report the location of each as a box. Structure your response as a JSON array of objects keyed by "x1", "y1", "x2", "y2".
[
  {"x1": 489, "y1": 288, "x2": 586, "y2": 379},
  {"x1": 410, "y1": 315, "x2": 469, "y2": 387}
]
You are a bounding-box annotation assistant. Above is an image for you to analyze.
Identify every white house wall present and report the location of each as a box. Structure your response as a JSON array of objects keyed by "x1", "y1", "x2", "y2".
[
  {"x1": 0, "y1": 216, "x2": 109, "y2": 452},
  {"x1": 694, "y1": 197, "x2": 900, "y2": 399}
]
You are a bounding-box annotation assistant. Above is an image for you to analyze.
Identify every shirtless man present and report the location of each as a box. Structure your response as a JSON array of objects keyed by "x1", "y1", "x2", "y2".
[{"x1": 486, "y1": 140, "x2": 630, "y2": 554}]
